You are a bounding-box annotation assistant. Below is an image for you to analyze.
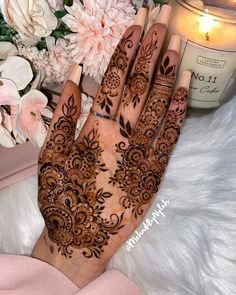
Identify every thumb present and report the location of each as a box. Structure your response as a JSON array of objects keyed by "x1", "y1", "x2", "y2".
[{"x1": 39, "y1": 64, "x2": 82, "y2": 162}]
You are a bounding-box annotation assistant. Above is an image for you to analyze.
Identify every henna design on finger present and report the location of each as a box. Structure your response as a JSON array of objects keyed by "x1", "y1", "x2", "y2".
[
  {"x1": 122, "y1": 30, "x2": 158, "y2": 108},
  {"x1": 39, "y1": 97, "x2": 124, "y2": 259},
  {"x1": 96, "y1": 30, "x2": 134, "y2": 114},
  {"x1": 40, "y1": 95, "x2": 77, "y2": 165},
  {"x1": 132, "y1": 51, "x2": 179, "y2": 147},
  {"x1": 110, "y1": 87, "x2": 187, "y2": 218},
  {"x1": 155, "y1": 87, "x2": 188, "y2": 155}
]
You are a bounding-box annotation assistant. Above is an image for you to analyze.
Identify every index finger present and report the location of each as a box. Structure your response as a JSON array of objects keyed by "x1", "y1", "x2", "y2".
[{"x1": 90, "y1": 8, "x2": 147, "y2": 118}]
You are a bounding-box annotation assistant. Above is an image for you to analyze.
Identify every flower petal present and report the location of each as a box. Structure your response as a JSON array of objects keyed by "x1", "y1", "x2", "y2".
[
  {"x1": 0, "y1": 42, "x2": 18, "y2": 59},
  {"x1": 0, "y1": 78, "x2": 21, "y2": 105},
  {"x1": 12, "y1": 90, "x2": 48, "y2": 146},
  {"x1": 40, "y1": 107, "x2": 53, "y2": 119},
  {"x1": 0, "y1": 110, "x2": 13, "y2": 132},
  {"x1": 0, "y1": 112, "x2": 16, "y2": 147},
  {"x1": 0, "y1": 56, "x2": 33, "y2": 90},
  {"x1": 31, "y1": 68, "x2": 46, "y2": 90},
  {"x1": 27, "y1": 123, "x2": 47, "y2": 147},
  {"x1": 20, "y1": 90, "x2": 48, "y2": 111}
]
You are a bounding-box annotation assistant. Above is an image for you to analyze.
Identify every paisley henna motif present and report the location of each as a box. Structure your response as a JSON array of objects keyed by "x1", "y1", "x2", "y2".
[
  {"x1": 39, "y1": 96, "x2": 124, "y2": 259},
  {"x1": 96, "y1": 30, "x2": 134, "y2": 114},
  {"x1": 123, "y1": 31, "x2": 159, "y2": 108}
]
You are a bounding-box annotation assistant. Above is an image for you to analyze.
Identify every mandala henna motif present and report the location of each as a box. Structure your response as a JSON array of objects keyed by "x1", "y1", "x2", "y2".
[
  {"x1": 96, "y1": 30, "x2": 134, "y2": 114},
  {"x1": 123, "y1": 31, "x2": 159, "y2": 108},
  {"x1": 39, "y1": 97, "x2": 124, "y2": 259},
  {"x1": 110, "y1": 87, "x2": 188, "y2": 218}
]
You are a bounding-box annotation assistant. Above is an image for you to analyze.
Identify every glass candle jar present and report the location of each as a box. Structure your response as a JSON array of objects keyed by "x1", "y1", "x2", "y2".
[{"x1": 167, "y1": 0, "x2": 236, "y2": 115}]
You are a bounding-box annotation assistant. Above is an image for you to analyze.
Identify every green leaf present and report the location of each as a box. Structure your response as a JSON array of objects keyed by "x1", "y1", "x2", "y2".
[
  {"x1": 55, "y1": 10, "x2": 67, "y2": 19},
  {"x1": 153, "y1": 0, "x2": 169, "y2": 4},
  {"x1": 63, "y1": 0, "x2": 73, "y2": 6},
  {"x1": 37, "y1": 39, "x2": 47, "y2": 50},
  {"x1": 51, "y1": 30, "x2": 65, "y2": 39}
]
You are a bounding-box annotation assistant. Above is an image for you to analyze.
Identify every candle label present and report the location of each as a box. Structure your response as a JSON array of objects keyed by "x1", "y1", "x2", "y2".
[{"x1": 178, "y1": 39, "x2": 236, "y2": 109}]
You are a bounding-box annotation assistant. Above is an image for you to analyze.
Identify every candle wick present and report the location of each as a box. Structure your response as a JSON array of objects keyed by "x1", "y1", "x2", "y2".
[{"x1": 205, "y1": 32, "x2": 210, "y2": 41}]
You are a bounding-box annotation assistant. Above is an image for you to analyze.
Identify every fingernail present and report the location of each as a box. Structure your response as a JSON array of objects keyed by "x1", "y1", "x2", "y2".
[
  {"x1": 134, "y1": 7, "x2": 147, "y2": 32},
  {"x1": 178, "y1": 71, "x2": 192, "y2": 90},
  {"x1": 155, "y1": 4, "x2": 172, "y2": 26},
  {"x1": 68, "y1": 64, "x2": 82, "y2": 86},
  {"x1": 168, "y1": 35, "x2": 181, "y2": 52}
]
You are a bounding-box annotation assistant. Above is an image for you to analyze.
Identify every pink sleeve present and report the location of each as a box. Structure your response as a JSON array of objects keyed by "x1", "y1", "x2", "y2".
[
  {"x1": 0, "y1": 255, "x2": 144, "y2": 295},
  {"x1": 75, "y1": 269, "x2": 145, "y2": 295}
]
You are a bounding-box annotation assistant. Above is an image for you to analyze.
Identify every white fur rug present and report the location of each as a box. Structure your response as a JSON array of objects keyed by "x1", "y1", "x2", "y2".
[{"x1": 1, "y1": 97, "x2": 236, "y2": 295}]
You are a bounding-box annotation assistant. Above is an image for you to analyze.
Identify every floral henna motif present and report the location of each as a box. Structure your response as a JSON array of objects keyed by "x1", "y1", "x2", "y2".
[
  {"x1": 110, "y1": 88, "x2": 187, "y2": 218},
  {"x1": 39, "y1": 97, "x2": 124, "y2": 259},
  {"x1": 96, "y1": 30, "x2": 134, "y2": 114},
  {"x1": 109, "y1": 141, "x2": 164, "y2": 218},
  {"x1": 155, "y1": 87, "x2": 188, "y2": 155},
  {"x1": 123, "y1": 31, "x2": 158, "y2": 108},
  {"x1": 131, "y1": 54, "x2": 178, "y2": 147}
]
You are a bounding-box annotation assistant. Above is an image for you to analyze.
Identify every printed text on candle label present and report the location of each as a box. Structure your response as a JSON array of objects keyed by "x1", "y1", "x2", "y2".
[
  {"x1": 177, "y1": 40, "x2": 236, "y2": 108},
  {"x1": 191, "y1": 72, "x2": 220, "y2": 95},
  {"x1": 197, "y1": 56, "x2": 226, "y2": 69}
]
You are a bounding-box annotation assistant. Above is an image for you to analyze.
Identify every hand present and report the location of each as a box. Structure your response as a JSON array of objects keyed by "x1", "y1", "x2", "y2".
[{"x1": 32, "y1": 6, "x2": 190, "y2": 288}]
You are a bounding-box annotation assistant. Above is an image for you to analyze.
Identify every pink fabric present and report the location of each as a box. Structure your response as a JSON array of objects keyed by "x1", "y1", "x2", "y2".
[
  {"x1": 0, "y1": 76, "x2": 99, "y2": 189},
  {"x1": 0, "y1": 142, "x2": 39, "y2": 189},
  {"x1": 0, "y1": 255, "x2": 144, "y2": 295}
]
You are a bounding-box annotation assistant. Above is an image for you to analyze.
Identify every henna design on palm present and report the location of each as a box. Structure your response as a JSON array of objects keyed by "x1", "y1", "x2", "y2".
[
  {"x1": 39, "y1": 96, "x2": 124, "y2": 259},
  {"x1": 36, "y1": 19, "x2": 190, "y2": 273},
  {"x1": 110, "y1": 88, "x2": 188, "y2": 218}
]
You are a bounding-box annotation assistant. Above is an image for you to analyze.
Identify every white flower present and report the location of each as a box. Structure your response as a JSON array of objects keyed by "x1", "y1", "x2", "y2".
[
  {"x1": 0, "y1": 42, "x2": 18, "y2": 59},
  {"x1": 62, "y1": 0, "x2": 135, "y2": 82},
  {"x1": 0, "y1": 77, "x2": 21, "y2": 105},
  {"x1": 47, "y1": 0, "x2": 64, "y2": 12},
  {"x1": 75, "y1": 93, "x2": 93, "y2": 138},
  {"x1": 0, "y1": 111, "x2": 16, "y2": 147},
  {"x1": 16, "y1": 40, "x2": 49, "y2": 76},
  {"x1": 45, "y1": 36, "x2": 72, "y2": 84},
  {"x1": 0, "y1": 56, "x2": 33, "y2": 90},
  {"x1": 0, "y1": 0, "x2": 58, "y2": 45},
  {"x1": 11, "y1": 90, "x2": 48, "y2": 147},
  {"x1": 132, "y1": 0, "x2": 144, "y2": 9}
]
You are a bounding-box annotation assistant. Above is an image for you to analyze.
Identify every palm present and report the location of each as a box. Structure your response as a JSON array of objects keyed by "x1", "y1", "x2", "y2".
[{"x1": 37, "y1": 20, "x2": 189, "y2": 272}]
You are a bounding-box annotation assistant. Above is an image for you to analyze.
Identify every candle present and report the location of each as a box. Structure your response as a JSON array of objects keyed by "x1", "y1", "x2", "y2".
[{"x1": 167, "y1": 0, "x2": 236, "y2": 115}]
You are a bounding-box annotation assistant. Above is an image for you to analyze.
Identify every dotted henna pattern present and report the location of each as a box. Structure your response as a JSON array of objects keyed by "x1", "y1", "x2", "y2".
[
  {"x1": 96, "y1": 30, "x2": 134, "y2": 114},
  {"x1": 39, "y1": 96, "x2": 124, "y2": 258}
]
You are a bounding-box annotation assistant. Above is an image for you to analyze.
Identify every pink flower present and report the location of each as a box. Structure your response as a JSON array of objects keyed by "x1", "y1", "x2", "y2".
[
  {"x1": 62, "y1": 0, "x2": 135, "y2": 82},
  {"x1": 45, "y1": 36, "x2": 72, "y2": 83},
  {"x1": 12, "y1": 90, "x2": 48, "y2": 147}
]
